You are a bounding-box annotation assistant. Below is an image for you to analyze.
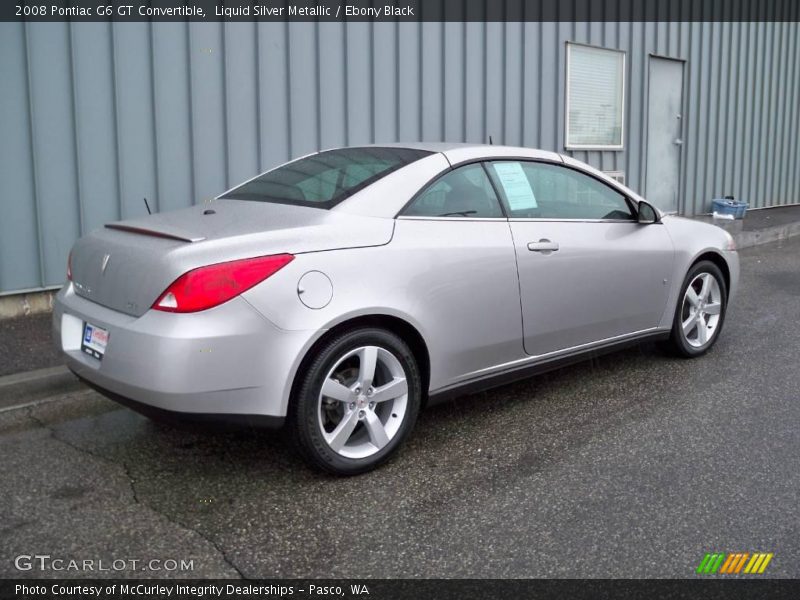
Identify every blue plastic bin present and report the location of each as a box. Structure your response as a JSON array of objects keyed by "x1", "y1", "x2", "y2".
[{"x1": 712, "y1": 196, "x2": 747, "y2": 219}]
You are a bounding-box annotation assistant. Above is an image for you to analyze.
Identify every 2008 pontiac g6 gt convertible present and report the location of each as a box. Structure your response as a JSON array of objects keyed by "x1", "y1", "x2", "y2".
[{"x1": 54, "y1": 143, "x2": 739, "y2": 474}]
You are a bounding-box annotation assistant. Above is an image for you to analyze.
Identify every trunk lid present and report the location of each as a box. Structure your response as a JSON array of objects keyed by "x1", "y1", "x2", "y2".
[{"x1": 69, "y1": 200, "x2": 393, "y2": 317}]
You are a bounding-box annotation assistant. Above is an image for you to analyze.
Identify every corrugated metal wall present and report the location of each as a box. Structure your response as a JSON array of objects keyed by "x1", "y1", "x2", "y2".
[{"x1": 1, "y1": 19, "x2": 799, "y2": 294}]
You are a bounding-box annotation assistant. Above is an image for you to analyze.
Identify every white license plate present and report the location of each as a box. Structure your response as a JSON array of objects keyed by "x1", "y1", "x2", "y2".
[{"x1": 82, "y1": 322, "x2": 109, "y2": 360}]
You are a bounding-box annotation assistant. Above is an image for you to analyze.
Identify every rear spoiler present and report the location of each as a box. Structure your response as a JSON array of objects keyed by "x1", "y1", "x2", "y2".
[{"x1": 104, "y1": 223, "x2": 205, "y2": 243}]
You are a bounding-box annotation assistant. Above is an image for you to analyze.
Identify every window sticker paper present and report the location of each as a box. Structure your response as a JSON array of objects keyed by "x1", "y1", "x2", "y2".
[{"x1": 493, "y1": 162, "x2": 538, "y2": 210}]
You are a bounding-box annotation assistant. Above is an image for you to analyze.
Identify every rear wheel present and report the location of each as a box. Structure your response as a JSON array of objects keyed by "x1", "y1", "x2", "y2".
[
  {"x1": 290, "y1": 327, "x2": 422, "y2": 475},
  {"x1": 668, "y1": 260, "x2": 727, "y2": 357}
]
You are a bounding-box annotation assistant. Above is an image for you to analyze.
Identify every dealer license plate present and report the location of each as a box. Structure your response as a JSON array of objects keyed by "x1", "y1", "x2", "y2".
[{"x1": 81, "y1": 322, "x2": 109, "y2": 360}]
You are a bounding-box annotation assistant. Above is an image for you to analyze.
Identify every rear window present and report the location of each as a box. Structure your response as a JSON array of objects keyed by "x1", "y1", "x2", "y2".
[{"x1": 219, "y1": 147, "x2": 431, "y2": 208}]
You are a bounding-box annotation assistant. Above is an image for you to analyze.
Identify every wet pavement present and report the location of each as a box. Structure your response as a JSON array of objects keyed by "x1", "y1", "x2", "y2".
[
  {"x1": 0, "y1": 313, "x2": 60, "y2": 377},
  {"x1": 1, "y1": 237, "x2": 799, "y2": 579}
]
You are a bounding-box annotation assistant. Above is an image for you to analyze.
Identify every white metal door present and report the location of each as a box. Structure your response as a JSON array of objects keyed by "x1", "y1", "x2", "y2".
[{"x1": 645, "y1": 57, "x2": 684, "y2": 213}]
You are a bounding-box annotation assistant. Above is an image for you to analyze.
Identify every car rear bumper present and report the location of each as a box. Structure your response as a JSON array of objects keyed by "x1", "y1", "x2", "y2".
[
  {"x1": 53, "y1": 283, "x2": 318, "y2": 419},
  {"x1": 74, "y1": 373, "x2": 284, "y2": 428}
]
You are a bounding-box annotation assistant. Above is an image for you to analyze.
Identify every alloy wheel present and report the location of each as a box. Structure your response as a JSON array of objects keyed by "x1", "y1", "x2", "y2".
[
  {"x1": 680, "y1": 272, "x2": 723, "y2": 348},
  {"x1": 317, "y1": 346, "x2": 409, "y2": 459}
]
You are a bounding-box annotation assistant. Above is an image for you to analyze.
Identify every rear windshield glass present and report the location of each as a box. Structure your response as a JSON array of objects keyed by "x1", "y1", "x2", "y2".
[{"x1": 218, "y1": 147, "x2": 432, "y2": 208}]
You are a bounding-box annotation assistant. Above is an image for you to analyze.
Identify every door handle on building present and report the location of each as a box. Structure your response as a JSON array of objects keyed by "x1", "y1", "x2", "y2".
[{"x1": 527, "y1": 239, "x2": 559, "y2": 253}]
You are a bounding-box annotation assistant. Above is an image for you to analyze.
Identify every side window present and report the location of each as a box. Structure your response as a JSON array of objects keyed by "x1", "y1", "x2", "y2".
[
  {"x1": 488, "y1": 161, "x2": 634, "y2": 220},
  {"x1": 402, "y1": 164, "x2": 504, "y2": 218}
]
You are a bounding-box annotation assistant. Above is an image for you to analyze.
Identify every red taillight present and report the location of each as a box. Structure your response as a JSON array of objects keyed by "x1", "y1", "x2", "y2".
[
  {"x1": 152, "y1": 254, "x2": 294, "y2": 313},
  {"x1": 67, "y1": 251, "x2": 73, "y2": 281}
]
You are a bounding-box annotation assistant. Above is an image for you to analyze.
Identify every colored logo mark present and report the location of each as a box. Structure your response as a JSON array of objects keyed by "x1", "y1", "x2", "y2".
[{"x1": 696, "y1": 552, "x2": 774, "y2": 575}]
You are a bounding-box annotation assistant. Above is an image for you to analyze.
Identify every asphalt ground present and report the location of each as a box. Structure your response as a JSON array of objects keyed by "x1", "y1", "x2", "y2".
[
  {"x1": 0, "y1": 313, "x2": 60, "y2": 377},
  {"x1": 1, "y1": 237, "x2": 798, "y2": 579}
]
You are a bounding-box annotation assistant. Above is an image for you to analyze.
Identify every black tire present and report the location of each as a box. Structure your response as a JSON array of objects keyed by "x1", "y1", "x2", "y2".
[
  {"x1": 668, "y1": 260, "x2": 728, "y2": 358},
  {"x1": 289, "y1": 327, "x2": 422, "y2": 475}
]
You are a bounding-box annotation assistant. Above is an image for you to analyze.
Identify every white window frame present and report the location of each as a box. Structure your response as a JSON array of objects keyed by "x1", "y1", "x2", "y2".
[
  {"x1": 603, "y1": 170, "x2": 626, "y2": 185},
  {"x1": 565, "y1": 42, "x2": 626, "y2": 151}
]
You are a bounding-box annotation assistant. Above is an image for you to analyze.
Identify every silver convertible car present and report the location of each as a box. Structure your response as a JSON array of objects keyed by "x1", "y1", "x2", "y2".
[{"x1": 54, "y1": 143, "x2": 739, "y2": 474}]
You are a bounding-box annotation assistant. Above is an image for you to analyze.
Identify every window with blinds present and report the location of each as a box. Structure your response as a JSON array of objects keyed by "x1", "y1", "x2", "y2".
[{"x1": 566, "y1": 43, "x2": 625, "y2": 149}]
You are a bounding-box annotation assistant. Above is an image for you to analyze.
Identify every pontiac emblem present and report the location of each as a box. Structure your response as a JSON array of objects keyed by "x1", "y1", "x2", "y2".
[{"x1": 101, "y1": 253, "x2": 111, "y2": 274}]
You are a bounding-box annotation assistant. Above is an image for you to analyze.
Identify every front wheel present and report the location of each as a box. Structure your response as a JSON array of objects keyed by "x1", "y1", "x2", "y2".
[
  {"x1": 290, "y1": 327, "x2": 422, "y2": 475},
  {"x1": 668, "y1": 260, "x2": 728, "y2": 357}
]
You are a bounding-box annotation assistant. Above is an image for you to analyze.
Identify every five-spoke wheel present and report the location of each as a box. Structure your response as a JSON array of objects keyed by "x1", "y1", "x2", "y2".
[
  {"x1": 670, "y1": 261, "x2": 728, "y2": 357},
  {"x1": 291, "y1": 328, "x2": 421, "y2": 475},
  {"x1": 680, "y1": 272, "x2": 723, "y2": 348},
  {"x1": 318, "y1": 346, "x2": 409, "y2": 459}
]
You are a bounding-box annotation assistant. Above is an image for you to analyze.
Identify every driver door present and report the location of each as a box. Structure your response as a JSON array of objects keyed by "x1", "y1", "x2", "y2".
[{"x1": 485, "y1": 160, "x2": 674, "y2": 357}]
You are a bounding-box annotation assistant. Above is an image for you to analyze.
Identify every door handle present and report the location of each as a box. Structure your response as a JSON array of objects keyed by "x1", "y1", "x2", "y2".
[
  {"x1": 527, "y1": 239, "x2": 559, "y2": 253},
  {"x1": 674, "y1": 138, "x2": 683, "y2": 145}
]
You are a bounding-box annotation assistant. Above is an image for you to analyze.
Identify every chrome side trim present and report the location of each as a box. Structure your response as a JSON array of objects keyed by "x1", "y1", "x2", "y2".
[
  {"x1": 396, "y1": 216, "x2": 509, "y2": 222},
  {"x1": 506, "y1": 218, "x2": 643, "y2": 224},
  {"x1": 396, "y1": 216, "x2": 651, "y2": 224}
]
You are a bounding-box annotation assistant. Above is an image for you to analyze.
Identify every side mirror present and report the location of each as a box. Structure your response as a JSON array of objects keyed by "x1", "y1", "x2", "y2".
[{"x1": 637, "y1": 201, "x2": 660, "y2": 224}]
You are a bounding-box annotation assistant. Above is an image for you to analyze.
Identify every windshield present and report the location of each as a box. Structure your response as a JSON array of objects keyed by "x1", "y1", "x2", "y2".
[{"x1": 218, "y1": 147, "x2": 432, "y2": 208}]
